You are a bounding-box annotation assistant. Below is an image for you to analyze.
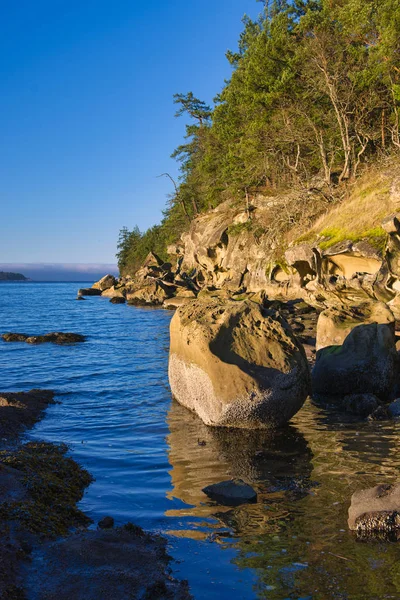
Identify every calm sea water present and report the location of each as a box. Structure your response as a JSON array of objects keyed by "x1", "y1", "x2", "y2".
[{"x1": 2, "y1": 282, "x2": 400, "y2": 600}]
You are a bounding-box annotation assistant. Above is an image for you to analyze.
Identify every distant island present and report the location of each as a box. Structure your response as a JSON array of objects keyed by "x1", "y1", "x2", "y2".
[{"x1": 0, "y1": 271, "x2": 28, "y2": 281}]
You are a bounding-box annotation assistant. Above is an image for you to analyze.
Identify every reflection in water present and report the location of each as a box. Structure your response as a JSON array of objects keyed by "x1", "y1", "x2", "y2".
[{"x1": 166, "y1": 399, "x2": 400, "y2": 599}]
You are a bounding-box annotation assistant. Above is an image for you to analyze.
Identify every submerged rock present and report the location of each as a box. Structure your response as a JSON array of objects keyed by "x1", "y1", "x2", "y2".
[
  {"x1": 312, "y1": 323, "x2": 398, "y2": 402},
  {"x1": 168, "y1": 298, "x2": 310, "y2": 428},
  {"x1": 202, "y1": 479, "x2": 257, "y2": 506},
  {"x1": 348, "y1": 484, "x2": 400, "y2": 536}
]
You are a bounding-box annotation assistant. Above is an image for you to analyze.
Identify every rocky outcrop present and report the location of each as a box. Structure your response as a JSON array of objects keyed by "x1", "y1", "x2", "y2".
[
  {"x1": 126, "y1": 280, "x2": 175, "y2": 306},
  {"x1": 2, "y1": 332, "x2": 85, "y2": 344},
  {"x1": 315, "y1": 302, "x2": 394, "y2": 350},
  {"x1": 101, "y1": 285, "x2": 125, "y2": 298},
  {"x1": 78, "y1": 288, "x2": 102, "y2": 297},
  {"x1": 92, "y1": 274, "x2": 117, "y2": 291},
  {"x1": 312, "y1": 322, "x2": 398, "y2": 402},
  {"x1": 23, "y1": 526, "x2": 192, "y2": 600},
  {"x1": 168, "y1": 298, "x2": 310, "y2": 429}
]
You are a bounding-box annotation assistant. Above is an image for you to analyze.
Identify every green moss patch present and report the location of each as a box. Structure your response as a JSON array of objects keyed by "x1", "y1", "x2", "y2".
[
  {"x1": 318, "y1": 226, "x2": 387, "y2": 253},
  {"x1": 0, "y1": 442, "x2": 93, "y2": 537}
]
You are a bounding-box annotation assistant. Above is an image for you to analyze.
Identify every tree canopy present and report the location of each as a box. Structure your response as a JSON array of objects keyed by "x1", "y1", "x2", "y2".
[{"x1": 118, "y1": 0, "x2": 400, "y2": 276}]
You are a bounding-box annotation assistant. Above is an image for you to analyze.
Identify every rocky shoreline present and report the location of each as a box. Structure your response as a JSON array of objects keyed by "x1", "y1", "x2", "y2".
[
  {"x1": 0, "y1": 389, "x2": 191, "y2": 599},
  {"x1": 76, "y1": 167, "x2": 400, "y2": 537}
]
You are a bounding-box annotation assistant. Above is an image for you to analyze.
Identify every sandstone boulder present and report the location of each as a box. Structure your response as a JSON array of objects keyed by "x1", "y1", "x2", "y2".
[
  {"x1": 316, "y1": 303, "x2": 394, "y2": 351},
  {"x1": 101, "y1": 285, "x2": 125, "y2": 299},
  {"x1": 312, "y1": 322, "x2": 398, "y2": 401},
  {"x1": 168, "y1": 299, "x2": 310, "y2": 429},
  {"x1": 163, "y1": 297, "x2": 194, "y2": 310},
  {"x1": 348, "y1": 484, "x2": 400, "y2": 534},
  {"x1": 92, "y1": 274, "x2": 117, "y2": 291},
  {"x1": 127, "y1": 281, "x2": 174, "y2": 306}
]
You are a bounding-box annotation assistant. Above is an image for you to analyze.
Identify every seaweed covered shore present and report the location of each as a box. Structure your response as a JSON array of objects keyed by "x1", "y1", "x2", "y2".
[{"x1": 0, "y1": 389, "x2": 191, "y2": 600}]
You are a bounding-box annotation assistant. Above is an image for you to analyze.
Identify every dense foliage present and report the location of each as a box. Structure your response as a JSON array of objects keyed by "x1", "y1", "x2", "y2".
[{"x1": 118, "y1": 0, "x2": 400, "y2": 275}]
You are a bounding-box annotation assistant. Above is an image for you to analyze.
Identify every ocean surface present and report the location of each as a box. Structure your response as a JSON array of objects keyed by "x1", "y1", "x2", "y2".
[{"x1": 2, "y1": 282, "x2": 400, "y2": 600}]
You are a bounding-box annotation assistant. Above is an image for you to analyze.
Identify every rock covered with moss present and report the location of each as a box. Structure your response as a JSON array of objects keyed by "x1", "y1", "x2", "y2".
[{"x1": 2, "y1": 332, "x2": 85, "y2": 344}]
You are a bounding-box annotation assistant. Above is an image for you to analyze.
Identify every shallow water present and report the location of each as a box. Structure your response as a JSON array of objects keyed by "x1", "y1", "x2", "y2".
[{"x1": 1, "y1": 282, "x2": 400, "y2": 599}]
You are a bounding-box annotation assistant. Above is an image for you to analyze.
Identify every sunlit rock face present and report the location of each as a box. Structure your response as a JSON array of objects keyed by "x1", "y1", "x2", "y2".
[
  {"x1": 168, "y1": 298, "x2": 310, "y2": 429},
  {"x1": 315, "y1": 302, "x2": 394, "y2": 351}
]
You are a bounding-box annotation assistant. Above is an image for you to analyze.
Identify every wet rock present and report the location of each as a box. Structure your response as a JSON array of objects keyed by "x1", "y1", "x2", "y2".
[
  {"x1": 92, "y1": 274, "x2": 117, "y2": 291},
  {"x1": 98, "y1": 516, "x2": 114, "y2": 529},
  {"x1": 3, "y1": 332, "x2": 85, "y2": 344},
  {"x1": 76, "y1": 296, "x2": 85, "y2": 301},
  {"x1": 22, "y1": 527, "x2": 192, "y2": 600},
  {"x1": 202, "y1": 479, "x2": 257, "y2": 506},
  {"x1": 368, "y1": 405, "x2": 390, "y2": 421},
  {"x1": 388, "y1": 399, "x2": 400, "y2": 418},
  {"x1": 109, "y1": 297, "x2": 126, "y2": 304},
  {"x1": 169, "y1": 298, "x2": 310, "y2": 428},
  {"x1": 0, "y1": 389, "x2": 55, "y2": 438},
  {"x1": 312, "y1": 323, "x2": 398, "y2": 401},
  {"x1": 343, "y1": 394, "x2": 380, "y2": 418},
  {"x1": 28, "y1": 332, "x2": 85, "y2": 344},
  {"x1": 127, "y1": 281, "x2": 175, "y2": 306},
  {"x1": 2, "y1": 333, "x2": 28, "y2": 342},
  {"x1": 77, "y1": 288, "x2": 102, "y2": 296},
  {"x1": 348, "y1": 484, "x2": 400, "y2": 534}
]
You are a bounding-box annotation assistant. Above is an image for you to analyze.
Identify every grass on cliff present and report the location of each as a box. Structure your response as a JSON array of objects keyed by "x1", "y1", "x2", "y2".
[{"x1": 296, "y1": 166, "x2": 396, "y2": 252}]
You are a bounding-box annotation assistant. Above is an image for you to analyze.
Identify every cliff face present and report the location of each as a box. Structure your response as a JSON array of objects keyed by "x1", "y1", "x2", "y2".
[{"x1": 168, "y1": 160, "x2": 400, "y2": 316}]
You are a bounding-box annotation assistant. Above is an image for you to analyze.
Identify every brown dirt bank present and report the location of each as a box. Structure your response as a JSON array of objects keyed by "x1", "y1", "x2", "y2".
[{"x1": 0, "y1": 390, "x2": 191, "y2": 600}]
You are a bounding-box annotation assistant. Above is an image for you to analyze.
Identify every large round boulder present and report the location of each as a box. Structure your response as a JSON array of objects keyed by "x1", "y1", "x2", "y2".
[
  {"x1": 168, "y1": 299, "x2": 310, "y2": 429},
  {"x1": 312, "y1": 322, "x2": 398, "y2": 401}
]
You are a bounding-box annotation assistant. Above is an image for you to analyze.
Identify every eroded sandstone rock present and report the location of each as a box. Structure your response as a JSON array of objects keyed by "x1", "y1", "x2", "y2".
[
  {"x1": 312, "y1": 322, "x2": 398, "y2": 401},
  {"x1": 127, "y1": 281, "x2": 175, "y2": 306},
  {"x1": 348, "y1": 484, "x2": 400, "y2": 534},
  {"x1": 168, "y1": 298, "x2": 310, "y2": 428},
  {"x1": 316, "y1": 302, "x2": 394, "y2": 351},
  {"x1": 101, "y1": 285, "x2": 126, "y2": 298},
  {"x1": 92, "y1": 274, "x2": 117, "y2": 291}
]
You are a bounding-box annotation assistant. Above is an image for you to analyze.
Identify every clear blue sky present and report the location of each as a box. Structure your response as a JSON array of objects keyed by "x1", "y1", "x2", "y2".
[{"x1": 1, "y1": 0, "x2": 260, "y2": 264}]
